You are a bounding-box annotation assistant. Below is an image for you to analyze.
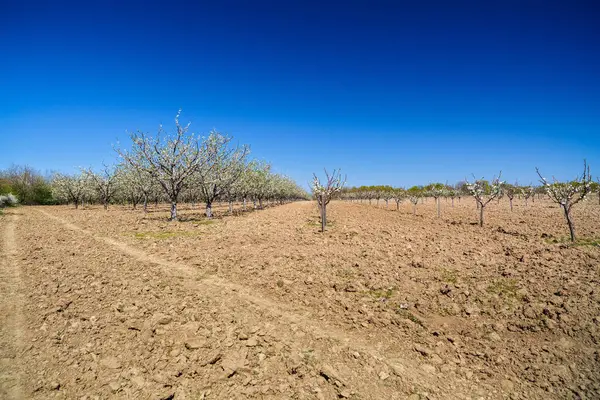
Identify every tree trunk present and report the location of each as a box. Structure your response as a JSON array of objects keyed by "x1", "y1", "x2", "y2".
[
  {"x1": 74, "y1": 200, "x2": 79, "y2": 209},
  {"x1": 396, "y1": 200, "x2": 400, "y2": 211},
  {"x1": 170, "y1": 201, "x2": 177, "y2": 220},
  {"x1": 509, "y1": 198, "x2": 513, "y2": 212},
  {"x1": 436, "y1": 198, "x2": 440, "y2": 218},
  {"x1": 479, "y1": 204, "x2": 484, "y2": 227},
  {"x1": 259, "y1": 198, "x2": 263, "y2": 209},
  {"x1": 412, "y1": 203, "x2": 416, "y2": 216},
  {"x1": 320, "y1": 194, "x2": 326, "y2": 232},
  {"x1": 143, "y1": 194, "x2": 148, "y2": 213},
  {"x1": 103, "y1": 200, "x2": 108, "y2": 210},
  {"x1": 228, "y1": 201, "x2": 233, "y2": 213},
  {"x1": 242, "y1": 197, "x2": 247, "y2": 211},
  {"x1": 451, "y1": 197, "x2": 454, "y2": 207},
  {"x1": 206, "y1": 201, "x2": 213, "y2": 218},
  {"x1": 563, "y1": 204, "x2": 576, "y2": 242}
]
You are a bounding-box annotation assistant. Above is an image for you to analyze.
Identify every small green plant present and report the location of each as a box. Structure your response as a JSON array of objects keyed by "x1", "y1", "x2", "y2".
[
  {"x1": 396, "y1": 308, "x2": 425, "y2": 327},
  {"x1": 440, "y1": 268, "x2": 458, "y2": 284},
  {"x1": 132, "y1": 230, "x2": 205, "y2": 239},
  {"x1": 543, "y1": 235, "x2": 600, "y2": 247},
  {"x1": 487, "y1": 278, "x2": 520, "y2": 299},
  {"x1": 367, "y1": 287, "x2": 395, "y2": 300},
  {"x1": 574, "y1": 238, "x2": 600, "y2": 247}
]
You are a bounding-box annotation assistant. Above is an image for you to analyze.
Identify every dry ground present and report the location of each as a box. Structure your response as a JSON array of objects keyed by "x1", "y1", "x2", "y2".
[{"x1": 1, "y1": 197, "x2": 599, "y2": 399}]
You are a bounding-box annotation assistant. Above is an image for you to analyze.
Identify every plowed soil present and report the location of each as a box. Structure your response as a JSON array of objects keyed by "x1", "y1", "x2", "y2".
[{"x1": 1, "y1": 198, "x2": 599, "y2": 399}]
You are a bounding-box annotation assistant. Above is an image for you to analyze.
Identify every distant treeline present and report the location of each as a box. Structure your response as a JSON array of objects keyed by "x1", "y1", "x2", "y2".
[{"x1": 0, "y1": 165, "x2": 55, "y2": 205}]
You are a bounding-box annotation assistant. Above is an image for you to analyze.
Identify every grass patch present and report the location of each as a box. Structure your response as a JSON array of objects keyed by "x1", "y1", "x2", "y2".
[
  {"x1": 543, "y1": 235, "x2": 600, "y2": 247},
  {"x1": 440, "y1": 268, "x2": 458, "y2": 284},
  {"x1": 487, "y1": 278, "x2": 520, "y2": 299},
  {"x1": 305, "y1": 218, "x2": 335, "y2": 228},
  {"x1": 396, "y1": 309, "x2": 425, "y2": 327},
  {"x1": 573, "y1": 238, "x2": 600, "y2": 247},
  {"x1": 367, "y1": 287, "x2": 395, "y2": 300},
  {"x1": 195, "y1": 219, "x2": 215, "y2": 225},
  {"x1": 132, "y1": 231, "x2": 204, "y2": 239}
]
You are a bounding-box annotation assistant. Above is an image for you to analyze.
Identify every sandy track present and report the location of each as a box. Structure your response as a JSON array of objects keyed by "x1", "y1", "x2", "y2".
[{"x1": 0, "y1": 212, "x2": 24, "y2": 399}]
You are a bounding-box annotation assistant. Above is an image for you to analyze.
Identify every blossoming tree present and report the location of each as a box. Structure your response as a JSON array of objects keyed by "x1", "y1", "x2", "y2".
[{"x1": 536, "y1": 161, "x2": 592, "y2": 242}]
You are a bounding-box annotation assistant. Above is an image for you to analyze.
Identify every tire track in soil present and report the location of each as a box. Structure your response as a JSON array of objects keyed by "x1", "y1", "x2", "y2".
[
  {"x1": 36, "y1": 208, "x2": 483, "y2": 398},
  {"x1": 0, "y1": 213, "x2": 24, "y2": 400}
]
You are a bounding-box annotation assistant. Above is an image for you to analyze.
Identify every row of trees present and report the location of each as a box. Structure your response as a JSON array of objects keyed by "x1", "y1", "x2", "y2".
[
  {"x1": 339, "y1": 182, "x2": 548, "y2": 209},
  {"x1": 48, "y1": 111, "x2": 308, "y2": 219},
  {"x1": 50, "y1": 161, "x2": 307, "y2": 218},
  {"x1": 329, "y1": 162, "x2": 595, "y2": 241}
]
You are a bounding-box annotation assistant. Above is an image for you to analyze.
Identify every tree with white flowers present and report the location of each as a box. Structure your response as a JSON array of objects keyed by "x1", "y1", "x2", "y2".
[
  {"x1": 51, "y1": 172, "x2": 90, "y2": 209},
  {"x1": 536, "y1": 161, "x2": 592, "y2": 242},
  {"x1": 195, "y1": 131, "x2": 249, "y2": 218},
  {"x1": 465, "y1": 173, "x2": 504, "y2": 227},
  {"x1": 311, "y1": 169, "x2": 345, "y2": 232},
  {"x1": 116, "y1": 110, "x2": 206, "y2": 220},
  {"x1": 248, "y1": 161, "x2": 272, "y2": 209},
  {"x1": 84, "y1": 164, "x2": 120, "y2": 210}
]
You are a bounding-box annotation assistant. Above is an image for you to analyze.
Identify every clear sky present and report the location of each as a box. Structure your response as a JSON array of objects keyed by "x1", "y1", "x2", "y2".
[{"x1": 1, "y1": 0, "x2": 598, "y2": 187}]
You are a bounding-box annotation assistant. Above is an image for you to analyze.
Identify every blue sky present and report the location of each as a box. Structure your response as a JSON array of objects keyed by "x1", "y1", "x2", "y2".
[{"x1": 1, "y1": 0, "x2": 598, "y2": 187}]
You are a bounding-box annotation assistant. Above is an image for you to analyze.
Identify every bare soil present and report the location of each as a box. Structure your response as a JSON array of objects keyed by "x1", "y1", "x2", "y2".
[{"x1": 1, "y1": 197, "x2": 599, "y2": 399}]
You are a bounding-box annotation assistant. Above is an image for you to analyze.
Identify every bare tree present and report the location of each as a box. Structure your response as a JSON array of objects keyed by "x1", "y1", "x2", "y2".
[
  {"x1": 536, "y1": 161, "x2": 592, "y2": 242},
  {"x1": 393, "y1": 188, "x2": 405, "y2": 211},
  {"x1": 447, "y1": 187, "x2": 457, "y2": 207},
  {"x1": 311, "y1": 169, "x2": 345, "y2": 232},
  {"x1": 116, "y1": 110, "x2": 206, "y2": 220},
  {"x1": 465, "y1": 173, "x2": 504, "y2": 227},
  {"x1": 426, "y1": 183, "x2": 447, "y2": 218},
  {"x1": 521, "y1": 185, "x2": 534, "y2": 206},
  {"x1": 407, "y1": 186, "x2": 422, "y2": 215},
  {"x1": 504, "y1": 183, "x2": 517, "y2": 212}
]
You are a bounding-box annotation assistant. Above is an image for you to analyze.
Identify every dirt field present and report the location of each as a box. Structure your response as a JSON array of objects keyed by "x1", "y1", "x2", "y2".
[{"x1": 1, "y1": 198, "x2": 599, "y2": 399}]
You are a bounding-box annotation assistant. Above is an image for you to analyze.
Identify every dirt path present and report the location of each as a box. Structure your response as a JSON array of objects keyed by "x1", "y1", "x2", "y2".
[
  {"x1": 33, "y1": 208, "x2": 486, "y2": 399},
  {"x1": 0, "y1": 212, "x2": 24, "y2": 399}
]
